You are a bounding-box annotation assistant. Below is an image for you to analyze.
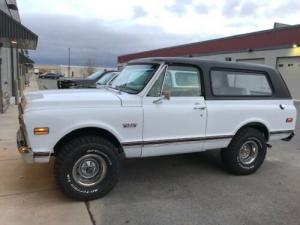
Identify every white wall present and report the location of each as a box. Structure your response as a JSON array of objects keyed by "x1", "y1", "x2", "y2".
[{"x1": 194, "y1": 47, "x2": 300, "y2": 68}]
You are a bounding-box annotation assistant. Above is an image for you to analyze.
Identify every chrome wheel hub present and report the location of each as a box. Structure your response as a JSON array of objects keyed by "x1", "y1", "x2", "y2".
[
  {"x1": 79, "y1": 159, "x2": 99, "y2": 179},
  {"x1": 239, "y1": 140, "x2": 259, "y2": 165},
  {"x1": 72, "y1": 154, "x2": 107, "y2": 187}
]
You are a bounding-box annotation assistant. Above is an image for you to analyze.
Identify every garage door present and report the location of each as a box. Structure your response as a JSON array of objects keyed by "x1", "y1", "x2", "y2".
[
  {"x1": 236, "y1": 58, "x2": 265, "y2": 65},
  {"x1": 277, "y1": 57, "x2": 300, "y2": 99}
]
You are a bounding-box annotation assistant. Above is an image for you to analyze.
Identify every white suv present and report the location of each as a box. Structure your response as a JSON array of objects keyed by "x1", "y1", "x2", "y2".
[{"x1": 17, "y1": 57, "x2": 297, "y2": 200}]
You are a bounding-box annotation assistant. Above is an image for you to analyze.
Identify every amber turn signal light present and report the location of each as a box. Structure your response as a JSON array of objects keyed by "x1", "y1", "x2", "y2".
[{"x1": 34, "y1": 127, "x2": 49, "y2": 135}]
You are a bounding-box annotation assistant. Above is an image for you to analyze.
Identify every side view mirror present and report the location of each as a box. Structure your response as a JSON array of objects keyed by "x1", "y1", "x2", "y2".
[
  {"x1": 162, "y1": 91, "x2": 170, "y2": 100},
  {"x1": 153, "y1": 91, "x2": 171, "y2": 104}
]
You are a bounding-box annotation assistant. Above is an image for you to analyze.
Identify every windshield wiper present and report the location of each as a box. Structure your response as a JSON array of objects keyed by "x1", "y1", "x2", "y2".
[{"x1": 115, "y1": 85, "x2": 139, "y2": 94}]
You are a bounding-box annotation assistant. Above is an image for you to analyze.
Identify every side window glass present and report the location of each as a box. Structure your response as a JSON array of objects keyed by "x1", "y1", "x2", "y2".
[
  {"x1": 211, "y1": 70, "x2": 272, "y2": 96},
  {"x1": 162, "y1": 66, "x2": 201, "y2": 97}
]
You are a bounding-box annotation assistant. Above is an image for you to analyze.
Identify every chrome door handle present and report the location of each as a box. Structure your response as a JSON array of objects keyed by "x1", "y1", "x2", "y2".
[
  {"x1": 193, "y1": 103, "x2": 206, "y2": 110},
  {"x1": 193, "y1": 106, "x2": 206, "y2": 110}
]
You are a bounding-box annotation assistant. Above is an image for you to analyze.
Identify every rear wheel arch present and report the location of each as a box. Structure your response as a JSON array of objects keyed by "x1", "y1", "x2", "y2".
[
  {"x1": 235, "y1": 122, "x2": 269, "y2": 141},
  {"x1": 222, "y1": 127, "x2": 267, "y2": 175},
  {"x1": 53, "y1": 127, "x2": 123, "y2": 156}
]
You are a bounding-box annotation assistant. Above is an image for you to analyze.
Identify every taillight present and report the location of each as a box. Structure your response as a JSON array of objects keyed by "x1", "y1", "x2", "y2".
[{"x1": 286, "y1": 118, "x2": 293, "y2": 123}]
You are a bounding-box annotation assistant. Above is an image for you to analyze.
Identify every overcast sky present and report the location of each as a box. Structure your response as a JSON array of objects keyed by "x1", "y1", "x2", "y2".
[{"x1": 18, "y1": 0, "x2": 300, "y2": 67}]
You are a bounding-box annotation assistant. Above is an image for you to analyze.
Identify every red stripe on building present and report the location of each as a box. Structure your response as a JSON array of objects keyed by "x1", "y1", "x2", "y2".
[{"x1": 118, "y1": 25, "x2": 300, "y2": 63}]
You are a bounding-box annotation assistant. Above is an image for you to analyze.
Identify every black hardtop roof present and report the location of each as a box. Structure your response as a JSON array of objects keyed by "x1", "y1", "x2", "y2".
[
  {"x1": 129, "y1": 57, "x2": 291, "y2": 99},
  {"x1": 129, "y1": 57, "x2": 275, "y2": 71}
]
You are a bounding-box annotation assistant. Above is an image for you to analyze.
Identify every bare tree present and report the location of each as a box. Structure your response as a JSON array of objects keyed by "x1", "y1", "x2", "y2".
[{"x1": 82, "y1": 59, "x2": 96, "y2": 77}]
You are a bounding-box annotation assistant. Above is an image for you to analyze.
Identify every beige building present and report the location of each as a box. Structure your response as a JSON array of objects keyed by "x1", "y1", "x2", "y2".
[
  {"x1": 35, "y1": 64, "x2": 116, "y2": 78},
  {"x1": 0, "y1": 0, "x2": 38, "y2": 113}
]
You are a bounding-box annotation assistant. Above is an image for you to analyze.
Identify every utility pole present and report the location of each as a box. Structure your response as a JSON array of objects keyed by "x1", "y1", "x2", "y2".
[{"x1": 68, "y1": 48, "x2": 71, "y2": 77}]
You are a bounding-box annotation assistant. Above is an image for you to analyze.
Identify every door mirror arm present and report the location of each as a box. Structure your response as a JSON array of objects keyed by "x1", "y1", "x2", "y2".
[
  {"x1": 153, "y1": 91, "x2": 171, "y2": 104},
  {"x1": 162, "y1": 91, "x2": 170, "y2": 100}
]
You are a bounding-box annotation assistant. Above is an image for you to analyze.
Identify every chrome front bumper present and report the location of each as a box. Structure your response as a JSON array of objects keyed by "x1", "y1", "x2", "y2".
[
  {"x1": 17, "y1": 128, "x2": 34, "y2": 163},
  {"x1": 17, "y1": 128, "x2": 51, "y2": 163},
  {"x1": 17, "y1": 102, "x2": 51, "y2": 163}
]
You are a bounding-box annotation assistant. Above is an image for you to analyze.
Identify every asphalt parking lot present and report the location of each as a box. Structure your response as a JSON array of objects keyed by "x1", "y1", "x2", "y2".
[
  {"x1": 1, "y1": 78, "x2": 299, "y2": 225},
  {"x1": 39, "y1": 78, "x2": 300, "y2": 224},
  {"x1": 88, "y1": 104, "x2": 300, "y2": 225}
]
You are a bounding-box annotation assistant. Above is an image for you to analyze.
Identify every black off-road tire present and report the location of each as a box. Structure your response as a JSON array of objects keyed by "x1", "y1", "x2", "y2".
[
  {"x1": 54, "y1": 135, "x2": 123, "y2": 201},
  {"x1": 221, "y1": 127, "x2": 267, "y2": 175}
]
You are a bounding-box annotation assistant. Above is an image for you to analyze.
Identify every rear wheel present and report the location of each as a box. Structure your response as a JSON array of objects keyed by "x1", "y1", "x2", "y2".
[
  {"x1": 54, "y1": 135, "x2": 122, "y2": 201},
  {"x1": 221, "y1": 128, "x2": 267, "y2": 175}
]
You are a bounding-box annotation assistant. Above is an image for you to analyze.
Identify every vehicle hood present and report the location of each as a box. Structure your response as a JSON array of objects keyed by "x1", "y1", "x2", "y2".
[
  {"x1": 60, "y1": 78, "x2": 89, "y2": 82},
  {"x1": 24, "y1": 89, "x2": 121, "y2": 111},
  {"x1": 59, "y1": 78, "x2": 95, "y2": 84},
  {"x1": 58, "y1": 78, "x2": 96, "y2": 88}
]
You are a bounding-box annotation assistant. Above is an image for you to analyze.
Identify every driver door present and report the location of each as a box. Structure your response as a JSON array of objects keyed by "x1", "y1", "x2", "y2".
[{"x1": 142, "y1": 65, "x2": 207, "y2": 157}]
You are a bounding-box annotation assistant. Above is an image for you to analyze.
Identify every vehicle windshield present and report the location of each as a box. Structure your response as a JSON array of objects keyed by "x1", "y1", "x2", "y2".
[
  {"x1": 87, "y1": 71, "x2": 104, "y2": 80},
  {"x1": 110, "y1": 64, "x2": 158, "y2": 94},
  {"x1": 107, "y1": 74, "x2": 118, "y2": 85},
  {"x1": 97, "y1": 72, "x2": 116, "y2": 85}
]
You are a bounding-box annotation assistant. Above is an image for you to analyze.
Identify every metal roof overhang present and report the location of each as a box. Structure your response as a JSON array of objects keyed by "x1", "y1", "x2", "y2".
[
  {"x1": 19, "y1": 52, "x2": 34, "y2": 64},
  {"x1": 0, "y1": 9, "x2": 38, "y2": 50}
]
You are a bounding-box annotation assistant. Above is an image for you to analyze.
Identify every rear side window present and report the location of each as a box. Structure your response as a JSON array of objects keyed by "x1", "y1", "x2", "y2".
[{"x1": 211, "y1": 70, "x2": 272, "y2": 96}]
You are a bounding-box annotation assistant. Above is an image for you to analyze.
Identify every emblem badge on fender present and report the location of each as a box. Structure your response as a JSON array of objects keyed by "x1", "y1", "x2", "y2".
[{"x1": 123, "y1": 123, "x2": 137, "y2": 128}]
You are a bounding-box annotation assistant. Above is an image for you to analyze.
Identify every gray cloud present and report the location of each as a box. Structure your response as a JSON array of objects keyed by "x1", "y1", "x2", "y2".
[
  {"x1": 222, "y1": 0, "x2": 241, "y2": 18},
  {"x1": 222, "y1": 0, "x2": 259, "y2": 18},
  {"x1": 273, "y1": 0, "x2": 300, "y2": 16},
  {"x1": 195, "y1": 3, "x2": 209, "y2": 14},
  {"x1": 239, "y1": 2, "x2": 258, "y2": 16},
  {"x1": 166, "y1": 0, "x2": 193, "y2": 16},
  {"x1": 133, "y1": 6, "x2": 147, "y2": 19},
  {"x1": 22, "y1": 14, "x2": 207, "y2": 67}
]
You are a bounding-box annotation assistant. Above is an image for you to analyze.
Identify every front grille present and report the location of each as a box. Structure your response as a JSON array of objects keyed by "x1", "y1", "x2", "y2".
[
  {"x1": 18, "y1": 103, "x2": 25, "y2": 128},
  {"x1": 17, "y1": 127, "x2": 28, "y2": 149},
  {"x1": 57, "y1": 81, "x2": 62, "y2": 88},
  {"x1": 18, "y1": 103, "x2": 23, "y2": 114},
  {"x1": 18, "y1": 114, "x2": 24, "y2": 126}
]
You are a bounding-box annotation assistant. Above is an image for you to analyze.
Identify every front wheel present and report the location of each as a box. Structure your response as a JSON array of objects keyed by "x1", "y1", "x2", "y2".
[
  {"x1": 54, "y1": 135, "x2": 122, "y2": 201},
  {"x1": 221, "y1": 128, "x2": 267, "y2": 175}
]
